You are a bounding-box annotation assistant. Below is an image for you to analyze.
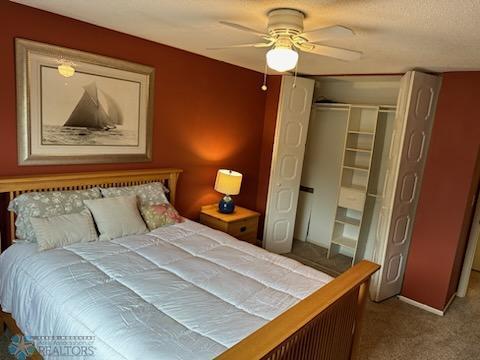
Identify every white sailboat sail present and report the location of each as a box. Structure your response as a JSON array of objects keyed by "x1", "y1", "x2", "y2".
[
  {"x1": 64, "y1": 83, "x2": 122, "y2": 130},
  {"x1": 100, "y1": 90, "x2": 123, "y2": 126}
]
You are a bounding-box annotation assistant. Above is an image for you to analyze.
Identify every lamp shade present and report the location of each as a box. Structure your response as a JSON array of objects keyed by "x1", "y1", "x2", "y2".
[{"x1": 214, "y1": 169, "x2": 242, "y2": 195}]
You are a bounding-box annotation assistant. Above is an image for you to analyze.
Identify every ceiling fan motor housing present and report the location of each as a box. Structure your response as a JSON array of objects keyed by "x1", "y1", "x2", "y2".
[{"x1": 267, "y1": 8, "x2": 305, "y2": 37}]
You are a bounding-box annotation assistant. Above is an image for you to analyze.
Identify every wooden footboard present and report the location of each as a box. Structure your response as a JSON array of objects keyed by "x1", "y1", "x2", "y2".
[{"x1": 217, "y1": 260, "x2": 379, "y2": 360}]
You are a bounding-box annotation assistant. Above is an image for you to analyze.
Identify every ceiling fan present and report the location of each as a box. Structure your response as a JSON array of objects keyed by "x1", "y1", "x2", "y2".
[{"x1": 211, "y1": 8, "x2": 362, "y2": 73}]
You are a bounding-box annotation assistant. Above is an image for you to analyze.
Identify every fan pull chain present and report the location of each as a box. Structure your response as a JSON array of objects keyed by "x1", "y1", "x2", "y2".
[
  {"x1": 261, "y1": 62, "x2": 268, "y2": 91},
  {"x1": 292, "y1": 58, "x2": 299, "y2": 88}
]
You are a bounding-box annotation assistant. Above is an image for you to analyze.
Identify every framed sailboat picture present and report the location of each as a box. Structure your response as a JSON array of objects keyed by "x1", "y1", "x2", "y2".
[{"x1": 15, "y1": 39, "x2": 154, "y2": 165}]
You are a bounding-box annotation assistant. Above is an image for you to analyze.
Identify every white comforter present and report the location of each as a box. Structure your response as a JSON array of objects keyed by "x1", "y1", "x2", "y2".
[{"x1": 0, "y1": 220, "x2": 332, "y2": 360}]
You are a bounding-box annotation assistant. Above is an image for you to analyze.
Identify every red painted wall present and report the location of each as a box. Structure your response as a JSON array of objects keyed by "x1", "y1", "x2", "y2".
[
  {"x1": 256, "y1": 76, "x2": 282, "y2": 238},
  {"x1": 0, "y1": 2, "x2": 266, "y2": 219},
  {"x1": 402, "y1": 72, "x2": 480, "y2": 310}
]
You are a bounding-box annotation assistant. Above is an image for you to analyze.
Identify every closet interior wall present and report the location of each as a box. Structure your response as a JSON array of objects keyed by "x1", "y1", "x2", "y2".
[{"x1": 295, "y1": 76, "x2": 401, "y2": 264}]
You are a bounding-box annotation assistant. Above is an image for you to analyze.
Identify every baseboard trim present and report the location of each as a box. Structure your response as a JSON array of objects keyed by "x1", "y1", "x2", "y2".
[
  {"x1": 397, "y1": 293, "x2": 457, "y2": 316},
  {"x1": 444, "y1": 292, "x2": 457, "y2": 313}
]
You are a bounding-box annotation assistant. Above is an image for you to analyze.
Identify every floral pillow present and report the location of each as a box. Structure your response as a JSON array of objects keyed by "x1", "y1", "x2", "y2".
[
  {"x1": 8, "y1": 188, "x2": 101, "y2": 243},
  {"x1": 100, "y1": 182, "x2": 169, "y2": 206},
  {"x1": 140, "y1": 203, "x2": 183, "y2": 231}
]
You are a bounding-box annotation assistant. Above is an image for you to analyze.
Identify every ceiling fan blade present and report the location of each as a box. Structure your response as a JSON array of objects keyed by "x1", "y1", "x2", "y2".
[
  {"x1": 207, "y1": 42, "x2": 272, "y2": 50},
  {"x1": 300, "y1": 25, "x2": 354, "y2": 41},
  {"x1": 219, "y1": 21, "x2": 267, "y2": 37},
  {"x1": 305, "y1": 43, "x2": 362, "y2": 61}
]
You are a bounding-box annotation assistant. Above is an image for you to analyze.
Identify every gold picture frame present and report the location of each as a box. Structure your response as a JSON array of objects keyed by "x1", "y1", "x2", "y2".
[{"x1": 15, "y1": 39, "x2": 155, "y2": 165}]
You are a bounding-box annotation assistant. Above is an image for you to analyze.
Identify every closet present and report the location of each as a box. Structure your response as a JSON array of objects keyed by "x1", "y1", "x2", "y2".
[
  {"x1": 297, "y1": 77, "x2": 399, "y2": 266},
  {"x1": 263, "y1": 72, "x2": 441, "y2": 301}
]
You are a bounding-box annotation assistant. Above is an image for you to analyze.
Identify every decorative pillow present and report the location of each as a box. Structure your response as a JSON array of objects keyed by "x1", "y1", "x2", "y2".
[
  {"x1": 83, "y1": 195, "x2": 148, "y2": 241},
  {"x1": 30, "y1": 210, "x2": 98, "y2": 251},
  {"x1": 140, "y1": 203, "x2": 184, "y2": 230},
  {"x1": 8, "y1": 188, "x2": 101, "y2": 243},
  {"x1": 100, "y1": 182, "x2": 169, "y2": 206}
]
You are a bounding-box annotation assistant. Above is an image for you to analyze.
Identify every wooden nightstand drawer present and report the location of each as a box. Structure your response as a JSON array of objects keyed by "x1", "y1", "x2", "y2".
[
  {"x1": 199, "y1": 204, "x2": 260, "y2": 245},
  {"x1": 228, "y1": 217, "x2": 258, "y2": 239},
  {"x1": 199, "y1": 214, "x2": 228, "y2": 232}
]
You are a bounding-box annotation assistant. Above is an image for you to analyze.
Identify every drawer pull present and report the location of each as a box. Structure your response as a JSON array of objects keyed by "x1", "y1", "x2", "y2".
[{"x1": 240, "y1": 226, "x2": 247, "y2": 232}]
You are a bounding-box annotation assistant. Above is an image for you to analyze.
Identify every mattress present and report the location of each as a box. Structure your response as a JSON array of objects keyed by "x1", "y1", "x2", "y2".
[{"x1": 0, "y1": 220, "x2": 332, "y2": 359}]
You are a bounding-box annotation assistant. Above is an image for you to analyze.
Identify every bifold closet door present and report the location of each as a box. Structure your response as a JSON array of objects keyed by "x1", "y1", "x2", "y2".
[
  {"x1": 264, "y1": 76, "x2": 315, "y2": 253},
  {"x1": 370, "y1": 71, "x2": 442, "y2": 302}
]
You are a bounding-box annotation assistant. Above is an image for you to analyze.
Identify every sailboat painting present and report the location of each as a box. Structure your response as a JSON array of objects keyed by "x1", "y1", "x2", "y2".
[
  {"x1": 42, "y1": 81, "x2": 138, "y2": 146},
  {"x1": 41, "y1": 66, "x2": 141, "y2": 147},
  {"x1": 16, "y1": 38, "x2": 154, "y2": 165}
]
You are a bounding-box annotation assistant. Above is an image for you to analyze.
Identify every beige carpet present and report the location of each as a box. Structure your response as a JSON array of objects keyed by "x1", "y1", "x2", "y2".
[
  {"x1": 359, "y1": 270, "x2": 480, "y2": 360},
  {"x1": 285, "y1": 239, "x2": 352, "y2": 276}
]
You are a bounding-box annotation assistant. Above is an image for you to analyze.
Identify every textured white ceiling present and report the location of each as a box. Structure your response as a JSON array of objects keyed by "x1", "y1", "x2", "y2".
[{"x1": 11, "y1": 0, "x2": 480, "y2": 75}]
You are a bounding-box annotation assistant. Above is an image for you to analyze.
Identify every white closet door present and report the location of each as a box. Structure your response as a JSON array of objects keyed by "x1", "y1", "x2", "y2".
[
  {"x1": 264, "y1": 76, "x2": 315, "y2": 254},
  {"x1": 371, "y1": 71, "x2": 441, "y2": 301}
]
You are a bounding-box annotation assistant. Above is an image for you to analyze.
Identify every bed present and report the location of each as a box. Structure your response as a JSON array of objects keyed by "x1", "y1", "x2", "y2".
[{"x1": 0, "y1": 169, "x2": 379, "y2": 360}]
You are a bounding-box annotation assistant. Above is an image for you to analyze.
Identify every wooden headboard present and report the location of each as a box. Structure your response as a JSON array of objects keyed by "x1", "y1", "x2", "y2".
[{"x1": 0, "y1": 168, "x2": 182, "y2": 252}]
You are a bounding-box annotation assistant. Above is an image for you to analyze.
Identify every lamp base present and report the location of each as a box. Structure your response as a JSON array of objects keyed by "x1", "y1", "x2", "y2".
[{"x1": 218, "y1": 195, "x2": 235, "y2": 214}]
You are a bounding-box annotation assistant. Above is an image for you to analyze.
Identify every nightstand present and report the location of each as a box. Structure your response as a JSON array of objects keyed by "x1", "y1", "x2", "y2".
[{"x1": 199, "y1": 204, "x2": 260, "y2": 245}]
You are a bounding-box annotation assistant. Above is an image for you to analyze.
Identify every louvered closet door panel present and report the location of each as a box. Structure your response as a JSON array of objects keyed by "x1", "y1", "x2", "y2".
[
  {"x1": 264, "y1": 76, "x2": 315, "y2": 254},
  {"x1": 372, "y1": 71, "x2": 441, "y2": 301}
]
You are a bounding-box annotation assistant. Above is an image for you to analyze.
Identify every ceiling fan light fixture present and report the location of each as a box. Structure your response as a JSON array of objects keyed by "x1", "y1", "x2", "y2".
[
  {"x1": 215, "y1": 7, "x2": 360, "y2": 74},
  {"x1": 266, "y1": 46, "x2": 298, "y2": 72}
]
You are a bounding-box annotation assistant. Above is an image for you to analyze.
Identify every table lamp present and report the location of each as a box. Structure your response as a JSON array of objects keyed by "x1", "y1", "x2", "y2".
[{"x1": 214, "y1": 169, "x2": 242, "y2": 214}]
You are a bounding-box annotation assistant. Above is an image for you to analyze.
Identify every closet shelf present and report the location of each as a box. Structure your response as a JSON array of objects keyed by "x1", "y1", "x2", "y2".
[
  {"x1": 335, "y1": 215, "x2": 361, "y2": 227},
  {"x1": 379, "y1": 105, "x2": 397, "y2": 109},
  {"x1": 331, "y1": 236, "x2": 358, "y2": 249},
  {"x1": 348, "y1": 130, "x2": 375, "y2": 136},
  {"x1": 316, "y1": 107, "x2": 350, "y2": 112},
  {"x1": 341, "y1": 184, "x2": 367, "y2": 192},
  {"x1": 314, "y1": 103, "x2": 350, "y2": 111},
  {"x1": 346, "y1": 147, "x2": 372, "y2": 153},
  {"x1": 314, "y1": 103, "x2": 396, "y2": 112},
  {"x1": 343, "y1": 165, "x2": 370, "y2": 172},
  {"x1": 350, "y1": 104, "x2": 379, "y2": 109}
]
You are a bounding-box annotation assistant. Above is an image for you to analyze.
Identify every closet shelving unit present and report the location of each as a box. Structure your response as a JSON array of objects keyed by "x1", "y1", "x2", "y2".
[{"x1": 314, "y1": 103, "x2": 397, "y2": 265}]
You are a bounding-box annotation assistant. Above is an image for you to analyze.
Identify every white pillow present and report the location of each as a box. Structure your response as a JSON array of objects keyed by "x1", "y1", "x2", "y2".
[
  {"x1": 30, "y1": 210, "x2": 98, "y2": 251},
  {"x1": 84, "y1": 195, "x2": 148, "y2": 241}
]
